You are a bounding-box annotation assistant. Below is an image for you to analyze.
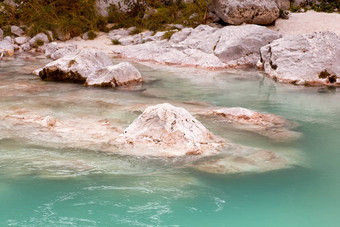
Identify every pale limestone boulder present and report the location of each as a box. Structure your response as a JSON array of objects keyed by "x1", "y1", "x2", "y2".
[
  {"x1": 11, "y1": 25, "x2": 24, "y2": 36},
  {"x1": 209, "y1": 0, "x2": 279, "y2": 25},
  {"x1": 214, "y1": 25, "x2": 281, "y2": 67},
  {"x1": 115, "y1": 103, "x2": 225, "y2": 157},
  {"x1": 14, "y1": 36, "x2": 29, "y2": 45},
  {"x1": 29, "y1": 33, "x2": 50, "y2": 46},
  {"x1": 260, "y1": 32, "x2": 340, "y2": 86},
  {"x1": 38, "y1": 49, "x2": 113, "y2": 83},
  {"x1": 86, "y1": 62, "x2": 142, "y2": 87},
  {"x1": 0, "y1": 39, "x2": 14, "y2": 56}
]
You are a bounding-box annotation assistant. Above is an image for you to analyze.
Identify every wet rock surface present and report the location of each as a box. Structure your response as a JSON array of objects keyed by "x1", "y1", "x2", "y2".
[{"x1": 260, "y1": 31, "x2": 340, "y2": 86}]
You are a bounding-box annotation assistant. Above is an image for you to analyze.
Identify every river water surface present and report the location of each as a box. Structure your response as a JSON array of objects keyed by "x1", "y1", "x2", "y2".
[{"x1": 0, "y1": 58, "x2": 340, "y2": 226}]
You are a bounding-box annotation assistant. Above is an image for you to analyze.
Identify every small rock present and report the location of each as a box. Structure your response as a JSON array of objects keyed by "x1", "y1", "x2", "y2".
[
  {"x1": 42, "y1": 116, "x2": 56, "y2": 127},
  {"x1": 11, "y1": 25, "x2": 24, "y2": 37},
  {"x1": 29, "y1": 33, "x2": 50, "y2": 46},
  {"x1": 21, "y1": 43, "x2": 31, "y2": 52},
  {"x1": 14, "y1": 36, "x2": 29, "y2": 45}
]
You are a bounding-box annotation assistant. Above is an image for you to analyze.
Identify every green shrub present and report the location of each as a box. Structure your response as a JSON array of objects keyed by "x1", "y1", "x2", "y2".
[
  {"x1": 34, "y1": 39, "x2": 44, "y2": 48},
  {"x1": 162, "y1": 30, "x2": 176, "y2": 40},
  {"x1": 112, "y1": 39, "x2": 121, "y2": 45},
  {"x1": 87, "y1": 30, "x2": 97, "y2": 40}
]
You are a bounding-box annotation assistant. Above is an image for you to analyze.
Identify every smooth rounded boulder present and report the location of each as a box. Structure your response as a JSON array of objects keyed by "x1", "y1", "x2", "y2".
[{"x1": 86, "y1": 62, "x2": 142, "y2": 87}]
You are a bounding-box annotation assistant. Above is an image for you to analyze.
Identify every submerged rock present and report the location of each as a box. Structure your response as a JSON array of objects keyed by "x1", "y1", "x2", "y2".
[
  {"x1": 208, "y1": 0, "x2": 280, "y2": 25},
  {"x1": 199, "y1": 107, "x2": 300, "y2": 141},
  {"x1": 114, "y1": 24, "x2": 280, "y2": 68},
  {"x1": 86, "y1": 62, "x2": 142, "y2": 87},
  {"x1": 115, "y1": 103, "x2": 225, "y2": 156},
  {"x1": 260, "y1": 32, "x2": 340, "y2": 86},
  {"x1": 192, "y1": 147, "x2": 288, "y2": 174}
]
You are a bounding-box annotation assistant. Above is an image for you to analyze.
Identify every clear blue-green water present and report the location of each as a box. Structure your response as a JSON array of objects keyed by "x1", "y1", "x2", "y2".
[{"x1": 1, "y1": 58, "x2": 340, "y2": 226}]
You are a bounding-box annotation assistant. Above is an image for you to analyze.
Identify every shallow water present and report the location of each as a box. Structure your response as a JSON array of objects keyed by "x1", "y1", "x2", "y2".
[{"x1": 1, "y1": 58, "x2": 340, "y2": 226}]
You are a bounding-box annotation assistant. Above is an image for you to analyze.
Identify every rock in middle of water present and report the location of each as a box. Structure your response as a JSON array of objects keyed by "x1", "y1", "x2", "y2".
[
  {"x1": 116, "y1": 103, "x2": 225, "y2": 157},
  {"x1": 37, "y1": 48, "x2": 142, "y2": 87}
]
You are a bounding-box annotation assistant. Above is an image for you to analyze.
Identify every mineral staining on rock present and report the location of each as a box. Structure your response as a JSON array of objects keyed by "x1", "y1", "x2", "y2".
[
  {"x1": 199, "y1": 107, "x2": 301, "y2": 141},
  {"x1": 115, "y1": 103, "x2": 225, "y2": 157},
  {"x1": 260, "y1": 31, "x2": 340, "y2": 86}
]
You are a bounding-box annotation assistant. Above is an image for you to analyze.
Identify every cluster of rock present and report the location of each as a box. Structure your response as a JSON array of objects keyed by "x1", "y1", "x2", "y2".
[
  {"x1": 35, "y1": 46, "x2": 143, "y2": 88},
  {"x1": 111, "y1": 23, "x2": 339, "y2": 86},
  {"x1": 113, "y1": 24, "x2": 281, "y2": 68},
  {"x1": 0, "y1": 26, "x2": 53, "y2": 57}
]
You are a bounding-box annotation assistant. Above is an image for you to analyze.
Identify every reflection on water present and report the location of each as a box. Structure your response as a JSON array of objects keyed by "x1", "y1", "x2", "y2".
[{"x1": 1, "y1": 58, "x2": 340, "y2": 226}]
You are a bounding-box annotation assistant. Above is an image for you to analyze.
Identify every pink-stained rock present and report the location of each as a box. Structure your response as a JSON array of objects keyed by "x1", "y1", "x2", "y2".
[
  {"x1": 192, "y1": 147, "x2": 289, "y2": 174},
  {"x1": 199, "y1": 107, "x2": 301, "y2": 141},
  {"x1": 115, "y1": 103, "x2": 225, "y2": 157}
]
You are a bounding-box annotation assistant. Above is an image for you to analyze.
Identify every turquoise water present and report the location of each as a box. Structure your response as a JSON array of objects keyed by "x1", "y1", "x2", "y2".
[{"x1": 1, "y1": 58, "x2": 340, "y2": 226}]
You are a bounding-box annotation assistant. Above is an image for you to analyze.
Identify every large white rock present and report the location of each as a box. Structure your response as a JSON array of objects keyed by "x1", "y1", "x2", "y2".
[
  {"x1": 38, "y1": 49, "x2": 113, "y2": 83},
  {"x1": 208, "y1": 0, "x2": 280, "y2": 25},
  {"x1": 115, "y1": 103, "x2": 225, "y2": 156},
  {"x1": 260, "y1": 32, "x2": 340, "y2": 86},
  {"x1": 114, "y1": 24, "x2": 281, "y2": 68},
  {"x1": 86, "y1": 62, "x2": 142, "y2": 87},
  {"x1": 214, "y1": 25, "x2": 281, "y2": 67}
]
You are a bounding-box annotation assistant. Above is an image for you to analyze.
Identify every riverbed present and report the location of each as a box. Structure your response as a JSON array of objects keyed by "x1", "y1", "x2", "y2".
[{"x1": 1, "y1": 57, "x2": 339, "y2": 226}]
